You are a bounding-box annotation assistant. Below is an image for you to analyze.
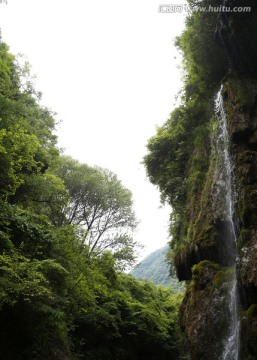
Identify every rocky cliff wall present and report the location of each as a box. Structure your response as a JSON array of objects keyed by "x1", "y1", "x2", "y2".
[{"x1": 180, "y1": 2, "x2": 257, "y2": 359}]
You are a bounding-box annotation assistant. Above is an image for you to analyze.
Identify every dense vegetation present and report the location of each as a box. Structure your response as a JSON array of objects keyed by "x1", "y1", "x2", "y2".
[
  {"x1": 144, "y1": 0, "x2": 229, "y2": 276},
  {"x1": 0, "y1": 40, "x2": 187, "y2": 359},
  {"x1": 131, "y1": 245, "x2": 183, "y2": 291}
]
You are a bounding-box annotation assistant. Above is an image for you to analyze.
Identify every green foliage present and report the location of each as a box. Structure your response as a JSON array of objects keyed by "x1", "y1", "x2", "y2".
[
  {"x1": 12, "y1": 173, "x2": 69, "y2": 226},
  {"x1": 177, "y1": 0, "x2": 227, "y2": 100},
  {"x1": 72, "y1": 274, "x2": 186, "y2": 360},
  {"x1": 0, "y1": 253, "x2": 52, "y2": 307},
  {"x1": 53, "y1": 227, "x2": 186, "y2": 359},
  {"x1": 144, "y1": 99, "x2": 212, "y2": 260},
  {"x1": 144, "y1": 1, "x2": 230, "y2": 278},
  {"x1": 0, "y1": 202, "x2": 54, "y2": 258},
  {"x1": 144, "y1": 106, "x2": 190, "y2": 212},
  {"x1": 52, "y1": 156, "x2": 139, "y2": 269},
  {"x1": 0, "y1": 40, "x2": 186, "y2": 359},
  {"x1": 0, "y1": 124, "x2": 42, "y2": 197},
  {"x1": 0, "y1": 42, "x2": 58, "y2": 200}
]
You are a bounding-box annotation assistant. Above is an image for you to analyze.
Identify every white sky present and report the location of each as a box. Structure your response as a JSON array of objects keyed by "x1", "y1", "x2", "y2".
[{"x1": 0, "y1": 0, "x2": 186, "y2": 259}]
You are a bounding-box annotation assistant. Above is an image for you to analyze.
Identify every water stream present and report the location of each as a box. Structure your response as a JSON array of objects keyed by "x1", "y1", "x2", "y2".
[{"x1": 215, "y1": 88, "x2": 240, "y2": 360}]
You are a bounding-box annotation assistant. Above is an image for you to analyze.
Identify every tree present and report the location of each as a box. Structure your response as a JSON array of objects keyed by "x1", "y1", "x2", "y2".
[
  {"x1": 0, "y1": 39, "x2": 186, "y2": 359},
  {"x1": 53, "y1": 156, "x2": 139, "y2": 268},
  {"x1": 0, "y1": 41, "x2": 59, "y2": 200},
  {"x1": 11, "y1": 173, "x2": 69, "y2": 227},
  {"x1": 175, "y1": 0, "x2": 227, "y2": 101}
]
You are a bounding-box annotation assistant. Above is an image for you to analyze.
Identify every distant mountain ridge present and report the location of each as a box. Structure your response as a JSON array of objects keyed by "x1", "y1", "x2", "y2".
[{"x1": 130, "y1": 245, "x2": 183, "y2": 292}]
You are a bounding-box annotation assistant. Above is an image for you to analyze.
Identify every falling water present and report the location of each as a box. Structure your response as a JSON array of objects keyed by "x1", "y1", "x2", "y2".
[{"x1": 215, "y1": 88, "x2": 240, "y2": 360}]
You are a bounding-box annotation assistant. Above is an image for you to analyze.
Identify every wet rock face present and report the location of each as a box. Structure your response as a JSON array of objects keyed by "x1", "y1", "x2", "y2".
[
  {"x1": 216, "y1": 79, "x2": 257, "y2": 358},
  {"x1": 181, "y1": 262, "x2": 233, "y2": 360},
  {"x1": 239, "y1": 231, "x2": 257, "y2": 310},
  {"x1": 225, "y1": 80, "x2": 257, "y2": 289},
  {"x1": 224, "y1": 81, "x2": 257, "y2": 145},
  {"x1": 240, "y1": 239, "x2": 257, "y2": 288},
  {"x1": 237, "y1": 151, "x2": 257, "y2": 185},
  {"x1": 217, "y1": 79, "x2": 257, "y2": 359},
  {"x1": 179, "y1": 3, "x2": 257, "y2": 358},
  {"x1": 215, "y1": 0, "x2": 257, "y2": 77},
  {"x1": 240, "y1": 317, "x2": 257, "y2": 360},
  {"x1": 175, "y1": 220, "x2": 237, "y2": 281},
  {"x1": 181, "y1": 78, "x2": 257, "y2": 359}
]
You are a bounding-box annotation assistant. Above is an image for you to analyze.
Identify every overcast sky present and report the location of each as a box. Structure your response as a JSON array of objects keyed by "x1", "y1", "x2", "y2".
[{"x1": 0, "y1": 0, "x2": 186, "y2": 259}]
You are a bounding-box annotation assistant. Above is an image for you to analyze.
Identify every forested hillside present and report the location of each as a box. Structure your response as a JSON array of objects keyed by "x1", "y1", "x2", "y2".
[
  {"x1": 131, "y1": 245, "x2": 183, "y2": 291},
  {"x1": 0, "y1": 41, "x2": 187, "y2": 359}
]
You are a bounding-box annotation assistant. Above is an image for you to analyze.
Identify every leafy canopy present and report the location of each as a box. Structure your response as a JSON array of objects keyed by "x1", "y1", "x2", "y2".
[{"x1": 0, "y1": 39, "x2": 188, "y2": 359}]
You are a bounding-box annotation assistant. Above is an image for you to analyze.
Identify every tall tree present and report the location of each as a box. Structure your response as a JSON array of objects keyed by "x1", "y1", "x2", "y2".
[{"x1": 53, "y1": 156, "x2": 139, "y2": 268}]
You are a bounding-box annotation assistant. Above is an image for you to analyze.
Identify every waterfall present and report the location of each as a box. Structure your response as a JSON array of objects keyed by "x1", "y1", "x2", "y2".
[{"x1": 215, "y1": 88, "x2": 240, "y2": 360}]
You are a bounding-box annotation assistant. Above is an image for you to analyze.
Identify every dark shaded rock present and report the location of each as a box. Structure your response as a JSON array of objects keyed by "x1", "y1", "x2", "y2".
[
  {"x1": 239, "y1": 233, "x2": 257, "y2": 289},
  {"x1": 240, "y1": 309, "x2": 257, "y2": 360},
  {"x1": 179, "y1": 76, "x2": 257, "y2": 358},
  {"x1": 175, "y1": 220, "x2": 237, "y2": 281},
  {"x1": 237, "y1": 151, "x2": 257, "y2": 185},
  {"x1": 176, "y1": 3, "x2": 257, "y2": 358},
  {"x1": 181, "y1": 261, "x2": 234, "y2": 360},
  {"x1": 215, "y1": 0, "x2": 257, "y2": 78},
  {"x1": 224, "y1": 79, "x2": 257, "y2": 144},
  {"x1": 222, "y1": 77, "x2": 257, "y2": 358}
]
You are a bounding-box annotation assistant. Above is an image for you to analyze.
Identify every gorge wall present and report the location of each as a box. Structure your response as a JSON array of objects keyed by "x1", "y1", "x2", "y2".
[
  {"x1": 145, "y1": 1, "x2": 257, "y2": 358},
  {"x1": 180, "y1": 3, "x2": 257, "y2": 359}
]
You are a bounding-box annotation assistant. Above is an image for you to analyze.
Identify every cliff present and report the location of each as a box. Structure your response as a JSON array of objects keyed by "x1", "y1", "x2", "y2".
[
  {"x1": 181, "y1": 3, "x2": 257, "y2": 359},
  {"x1": 144, "y1": 1, "x2": 257, "y2": 358}
]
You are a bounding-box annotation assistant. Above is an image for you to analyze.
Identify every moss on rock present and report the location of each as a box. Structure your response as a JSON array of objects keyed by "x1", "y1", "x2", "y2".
[
  {"x1": 246, "y1": 304, "x2": 257, "y2": 318},
  {"x1": 181, "y1": 261, "x2": 236, "y2": 360},
  {"x1": 213, "y1": 267, "x2": 234, "y2": 289}
]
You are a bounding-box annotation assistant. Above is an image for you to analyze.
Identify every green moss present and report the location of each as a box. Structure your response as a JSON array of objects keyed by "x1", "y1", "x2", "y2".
[
  {"x1": 237, "y1": 228, "x2": 252, "y2": 250},
  {"x1": 213, "y1": 268, "x2": 234, "y2": 289},
  {"x1": 192, "y1": 260, "x2": 220, "y2": 278},
  {"x1": 196, "y1": 225, "x2": 217, "y2": 246},
  {"x1": 246, "y1": 304, "x2": 257, "y2": 318}
]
